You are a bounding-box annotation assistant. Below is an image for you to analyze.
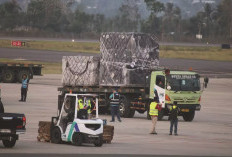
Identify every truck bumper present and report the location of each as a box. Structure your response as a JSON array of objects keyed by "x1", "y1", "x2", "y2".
[
  {"x1": 166, "y1": 104, "x2": 201, "y2": 111},
  {"x1": 0, "y1": 133, "x2": 18, "y2": 140}
]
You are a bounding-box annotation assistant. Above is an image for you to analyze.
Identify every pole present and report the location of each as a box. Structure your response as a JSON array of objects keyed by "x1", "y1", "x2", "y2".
[{"x1": 96, "y1": 97, "x2": 99, "y2": 119}]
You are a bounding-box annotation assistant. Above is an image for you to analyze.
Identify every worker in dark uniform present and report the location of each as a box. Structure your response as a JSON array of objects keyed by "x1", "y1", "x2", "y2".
[
  {"x1": 109, "y1": 90, "x2": 121, "y2": 122},
  {"x1": 19, "y1": 74, "x2": 29, "y2": 102},
  {"x1": 169, "y1": 101, "x2": 180, "y2": 136},
  {"x1": 0, "y1": 100, "x2": 4, "y2": 113},
  {"x1": 204, "y1": 77, "x2": 209, "y2": 88}
]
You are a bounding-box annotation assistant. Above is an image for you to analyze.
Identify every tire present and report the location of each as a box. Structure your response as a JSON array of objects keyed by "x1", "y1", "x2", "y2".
[
  {"x1": 2, "y1": 138, "x2": 16, "y2": 148},
  {"x1": 128, "y1": 109, "x2": 135, "y2": 118},
  {"x1": 147, "y1": 110, "x2": 151, "y2": 120},
  {"x1": 137, "y1": 110, "x2": 145, "y2": 114},
  {"x1": 72, "y1": 132, "x2": 83, "y2": 146},
  {"x1": 94, "y1": 134, "x2": 103, "y2": 147},
  {"x1": 158, "y1": 109, "x2": 164, "y2": 121},
  {"x1": 183, "y1": 111, "x2": 195, "y2": 122},
  {"x1": 17, "y1": 70, "x2": 30, "y2": 82},
  {"x1": 119, "y1": 96, "x2": 131, "y2": 118},
  {"x1": 2, "y1": 70, "x2": 15, "y2": 83},
  {"x1": 51, "y1": 127, "x2": 62, "y2": 144}
]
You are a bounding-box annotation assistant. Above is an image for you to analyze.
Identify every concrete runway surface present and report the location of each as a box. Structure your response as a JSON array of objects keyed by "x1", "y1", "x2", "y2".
[
  {"x1": 0, "y1": 47, "x2": 232, "y2": 77},
  {"x1": 0, "y1": 75, "x2": 232, "y2": 156}
]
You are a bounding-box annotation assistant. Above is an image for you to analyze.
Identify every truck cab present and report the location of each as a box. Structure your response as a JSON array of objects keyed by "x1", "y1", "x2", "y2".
[{"x1": 149, "y1": 70, "x2": 202, "y2": 121}]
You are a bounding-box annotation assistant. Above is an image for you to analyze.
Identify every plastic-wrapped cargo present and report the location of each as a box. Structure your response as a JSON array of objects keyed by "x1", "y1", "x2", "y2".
[
  {"x1": 99, "y1": 61, "x2": 126, "y2": 86},
  {"x1": 100, "y1": 32, "x2": 159, "y2": 69},
  {"x1": 99, "y1": 61, "x2": 151, "y2": 86},
  {"x1": 62, "y1": 56, "x2": 100, "y2": 86}
]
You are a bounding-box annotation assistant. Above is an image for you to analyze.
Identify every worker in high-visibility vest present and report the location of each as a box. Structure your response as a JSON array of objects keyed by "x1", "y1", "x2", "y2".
[
  {"x1": 85, "y1": 98, "x2": 92, "y2": 119},
  {"x1": 19, "y1": 74, "x2": 29, "y2": 102},
  {"x1": 169, "y1": 101, "x2": 180, "y2": 136},
  {"x1": 78, "y1": 98, "x2": 91, "y2": 119},
  {"x1": 78, "y1": 98, "x2": 84, "y2": 110},
  {"x1": 149, "y1": 97, "x2": 161, "y2": 135}
]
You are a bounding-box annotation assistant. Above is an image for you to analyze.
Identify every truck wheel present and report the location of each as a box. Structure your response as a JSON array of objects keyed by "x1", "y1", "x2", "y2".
[
  {"x1": 128, "y1": 109, "x2": 135, "y2": 118},
  {"x1": 17, "y1": 70, "x2": 30, "y2": 82},
  {"x1": 137, "y1": 110, "x2": 145, "y2": 114},
  {"x1": 2, "y1": 70, "x2": 15, "y2": 83},
  {"x1": 183, "y1": 111, "x2": 195, "y2": 122},
  {"x1": 72, "y1": 132, "x2": 83, "y2": 146},
  {"x1": 158, "y1": 109, "x2": 164, "y2": 121},
  {"x1": 147, "y1": 110, "x2": 151, "y2": 120},
  {"x1": 119, "y1": 96, "x2": 131, "y2": 118},
  {"x1": 51, "y1": 127, "x2": 62, "y2": 144},
  {"x1": 2, "y1": 138, "x2": 16, "y2": 148},
  {"x1": 94, "y1": 134, "x2": 103, "y2": 147}
]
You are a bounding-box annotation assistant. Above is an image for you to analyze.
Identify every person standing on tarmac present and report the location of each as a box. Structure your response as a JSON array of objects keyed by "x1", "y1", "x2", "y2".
[
  {"x1": 19, "y1": 74, "x2": 29, "y2": 102},
  {"x1": 0, "y1": 100, "x2": 4, "y2": 113},
  {"x1": 149, "y1": 97, "x2": 161, "y2": 135},
  {"x1": 109, "y1": 89, "x2": 121, "y2": 122},
  {"x1": 169, "y1": 101, "x2": 180, "y2": 136}
]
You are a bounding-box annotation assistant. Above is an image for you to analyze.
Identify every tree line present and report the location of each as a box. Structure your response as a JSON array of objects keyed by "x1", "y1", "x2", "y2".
[{"x1": 0, "y1": 0, "x2": 231, "y2": 42}]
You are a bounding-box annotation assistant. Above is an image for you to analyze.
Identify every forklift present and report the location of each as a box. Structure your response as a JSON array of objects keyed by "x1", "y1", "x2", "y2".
[{"x1": 50, "y1": 93, "x2": 103, "y2": 147}]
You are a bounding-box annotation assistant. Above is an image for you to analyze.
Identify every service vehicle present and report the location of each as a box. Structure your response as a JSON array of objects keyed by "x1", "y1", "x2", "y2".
[
  {"x1": 0, "y1": 87, "x2": 26, "y2": 148},
  {"x1": 50, "y1": 93, "x2": 103, "y2": 147},
  {"x1": 58, "y1": 69, "x2": 206, "y2": 122},
  {"x1": 0, "y1": 62, "x2": 43, "y2": 83}
]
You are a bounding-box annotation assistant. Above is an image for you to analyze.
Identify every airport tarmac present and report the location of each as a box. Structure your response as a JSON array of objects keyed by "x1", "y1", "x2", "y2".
[{"x1": 0, "y1": 75, "x2": 232, "y2": 156}]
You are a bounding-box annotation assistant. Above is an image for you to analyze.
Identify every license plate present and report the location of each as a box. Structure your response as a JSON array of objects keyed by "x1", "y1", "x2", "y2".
[
  {"x1": 88, "y1": 135, "x2": 99, "y2": 138},
  {"x1": 0, "y1": 129, "x2": 11, "y2": 133},
  {"x1": 181, "y1": 109, "x2": 189, "y2": 112}
]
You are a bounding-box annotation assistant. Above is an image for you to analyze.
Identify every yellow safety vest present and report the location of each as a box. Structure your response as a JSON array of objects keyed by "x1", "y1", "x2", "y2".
[
  {"x1": 78, "y1": 99, "x2": 84, "y2": 109},
  {"x1": 170, "y1": 105, "x2": 177, "y2": 111},
  {"x1": 149, "y1": 102, "x2": 158, "y2": 116},
  {"x1": 86, "y1": 100, "x2": 91, "y2": 114}
]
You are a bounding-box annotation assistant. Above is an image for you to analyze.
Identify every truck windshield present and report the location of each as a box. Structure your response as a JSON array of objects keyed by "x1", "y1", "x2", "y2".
[{"x1": 166, "y1": 74, "x2": 200, "y2": 91}]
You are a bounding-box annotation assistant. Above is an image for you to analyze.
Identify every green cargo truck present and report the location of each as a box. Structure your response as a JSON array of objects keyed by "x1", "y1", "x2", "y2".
[
  {"x1": 58, "y1": 69, "x2": 204, "y2": 122},
  {"x1": 0, "y1": 63, "x2": 43, "y2": 83}
]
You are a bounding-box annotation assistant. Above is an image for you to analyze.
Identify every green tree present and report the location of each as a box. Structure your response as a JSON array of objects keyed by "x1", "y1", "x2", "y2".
[
  {"x1": 0, "y1": 0, "x2": 23, "y2": 30},
  {"x1": 162, "y1": 3, "x2": 181, "y2": 38},
  {"x1": 216, "y1": 0, "x2": 232, "y2": 39},
  {"x1": 115, "y1": 1, "x2": 141, "y2": 32},
  {"x1": 141, "y1": 0, "x2": 164, "y2": 34},
  {"x1": 27, "y1": 0, "x2": 63, "y2": 31},
  {"x1": 70, "y1": 9, "x2": 92, "y2": 34}
]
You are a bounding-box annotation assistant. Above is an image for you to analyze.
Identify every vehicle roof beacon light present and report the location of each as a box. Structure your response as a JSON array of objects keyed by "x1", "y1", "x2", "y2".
[{"x1": 165, "y1": 69, "x2": 170, "y2": 75}]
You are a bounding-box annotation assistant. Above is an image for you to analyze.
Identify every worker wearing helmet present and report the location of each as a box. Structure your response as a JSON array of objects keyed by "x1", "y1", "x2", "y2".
[{"x1": 169, "y1": 101, "x2": 180, "y2": 136}]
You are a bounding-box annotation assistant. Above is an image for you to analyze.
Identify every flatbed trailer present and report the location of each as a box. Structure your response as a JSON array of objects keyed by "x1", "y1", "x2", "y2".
[
  {"x1": 58, "y1": 84, "x2": 151, "y2": 119},
  {"x1": 58, "y1": 70, "x2": 203, "y2": 122},
  {"x1": 0, "y1": 63, "x2": 43, "y2": 83}
]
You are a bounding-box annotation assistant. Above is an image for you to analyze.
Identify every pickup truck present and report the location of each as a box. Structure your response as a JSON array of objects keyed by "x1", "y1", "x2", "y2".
[{"x1": 0, "y1": 88, "x2": 26, "y2": 148}]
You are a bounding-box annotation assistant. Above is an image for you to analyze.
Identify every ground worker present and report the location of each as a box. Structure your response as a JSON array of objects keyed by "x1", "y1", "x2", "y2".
[
  {"x1": 19, "y1": 74, "x2": 29, "y2": 102},
  {"x1": 78, "y1": 98, "x2": 83, "y2": 110},
  {"x1": 109, "y1": 89, "x2": 121, "y2": 122},
  {"x1": 204, "y1": 76, "x2": 209, "y2": 88},
  {"x1": 149, "y1": 97, "x2": 161, "y2": 134},
  {"x1": 169, "y1": 101, "x2": 180, "y2": 136},
  {"x1": 78, "y1": 97, "x2": 91, "y2": 119},
  {"x1": 85, "y1": 98, "x2": 92, "y2": 119},
  {"x1": 0, "y1": 100, "x2": 4, "y2": 113}
]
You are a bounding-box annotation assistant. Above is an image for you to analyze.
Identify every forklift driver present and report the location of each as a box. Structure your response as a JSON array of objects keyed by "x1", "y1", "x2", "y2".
[{"x1": 77, "y1": 97, "x2": 89, "y2": 119}]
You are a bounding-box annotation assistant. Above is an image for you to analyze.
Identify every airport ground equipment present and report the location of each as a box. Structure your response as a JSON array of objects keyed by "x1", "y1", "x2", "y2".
[
  {"x1": 50, "y1": 93, "x2": 103, "y2": 147},
  {"x1": 0, "y1": 63, "x2": 43, "y2": 83}
]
